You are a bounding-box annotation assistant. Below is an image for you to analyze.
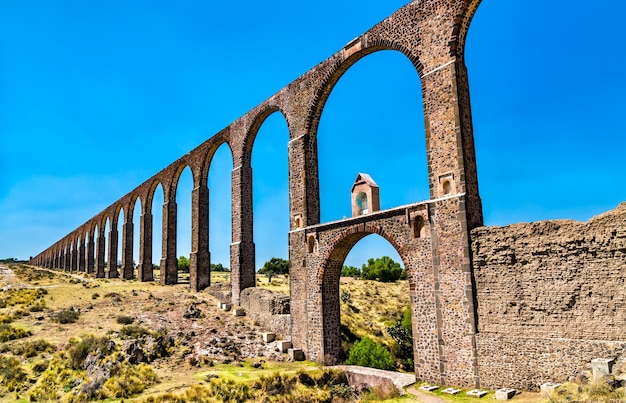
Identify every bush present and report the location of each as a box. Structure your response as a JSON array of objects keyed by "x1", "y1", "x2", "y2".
[
  {"x1": 345, "y1": 337, "x2": 395, "y2": 370},
  {"x1": 0, "y1": 323, "x2": 32, "y2": 342},
  {"x1": 55, "y1": 309, "x2": 79, "y2": 324},
  {"x1": 102, "y1": 362, "x2": 158, "y2": 398},
  {"x1": 361, "y1": 256, "x2": 404, "y2": 282},
  {"x1": 120, "y1": 325, "x2": 151, "y2": 339},
  {"x1": 66, "y1": 335, "x2": 111, "y2": 370},
  {"x1": 11, "y1": 339, "x2": 56, "y2": 358},
  {"x1": 0, "y1": 355, "x2": 27, "y2": 392},
  {"x1": 340, "y1": 290, "x2": 352, "y2": 304},
  {"x1": 388, "y1": 307, "x2": 414, "y2": 370},
  {"x1": 116, "y1": 315, "x2": 134, "y2": 325}
]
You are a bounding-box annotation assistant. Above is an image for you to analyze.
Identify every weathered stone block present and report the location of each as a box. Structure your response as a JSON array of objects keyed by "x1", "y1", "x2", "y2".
[
  {"x1": 540, "y1": 382, "x2": 561, "y2": 397},
  {"x1": 495, "y1": 388, "x2": 516, "y2": 401},
  {"x1": 419, "y1": 385, "x2": 439, "y2": 392},
  {"x1": 288, "y1": 348, "x2": 304, "y2": 361},
  {"x1": 232, "y1": 308, "x2": 245, "y2": 317},
  {"x1": 442, "y1": 388, "x2": 461, "y2": 395},
  {"x1": 262, "y1": 332, "x2": 276, "y2": 343},
  {"x1": 277, "y1": 340, "x2": 292, "y2": 353},
  {"x1": 466, "y1": 389, "x2": 487, "y2": 398},
  {"x1": 592, "y1": 358, "x2": 616, "y2": 381}
]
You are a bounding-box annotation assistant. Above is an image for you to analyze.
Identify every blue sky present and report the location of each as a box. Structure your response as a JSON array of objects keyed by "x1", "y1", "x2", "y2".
[{"x1": 1, "y1": 0, "x2": 625, "y2": 269}]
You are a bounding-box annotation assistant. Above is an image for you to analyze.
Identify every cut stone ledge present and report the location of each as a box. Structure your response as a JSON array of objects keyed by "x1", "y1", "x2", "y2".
[
  {"x1": 288, "y1": 348, "x2": 304, "y2": 361},
  {"x1": 262, "y1": 332, "x2": 276, "y2": 343},
  {"x1": 495, "y1": 388, "x2": 516, "y2": 401},
  {"x1": 466, "y1": 389, "x2": 487, "y2": 398},
  {"x1": 277, "y1": 340, "x2": 292, "y2": 353},
  {"x1": 540, "y1": 382, "x2": 561, "y2": 396}
]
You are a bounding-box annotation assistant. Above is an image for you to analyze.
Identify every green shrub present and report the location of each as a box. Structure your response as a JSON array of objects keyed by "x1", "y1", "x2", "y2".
[
  {"x1": 28, "y1": 359, "x2": 80, "y2": 402},
  {"x1": 32, "y1": 359, "x2": 49, "y2": 373},
  {"x1": 28, "y1": 301, "x2": 46, "y2": 312},
  {"x1": 387, "y1": 305, "x2": 414, "y2": 369},
  {"x1": 65, "y1": 335, "x2": 111, "y2": 370},
  {"x1": 54, "y1": 309, "x2": 79, "y2": 324},
  {"x1": 102, "y1": 362, "x2": 159, "y2": 398},
  {"x1": 252, "y1": 372, "x2": 295, "y2": 395},
  {"x1": 11, "y1": 338, "x2": 56, "y2": 358},
  {"x1": 331, "y1": 383, "x2": 354, "y2": 399},
  {"x1": 345, "y1": 337, "x2": 395, "y2": 370},
  {"x1": 0, "y1": 323, "x2": 32, "y2": 342},
  {"x1": 116, "y1": 315, "x2": 134, "y2": 325},
  {"x1": 91, "y1": 293, "x2": 100, "y2": 300},
  {"x1": 120, "y1": 325, "x2": 150, "y2": 339},
  {"x1": 340, "y1": 290, "x2": 352, "y2": 304},
  {"x1": 0, "y1": 355, "x2": 27, "y2": 392}
]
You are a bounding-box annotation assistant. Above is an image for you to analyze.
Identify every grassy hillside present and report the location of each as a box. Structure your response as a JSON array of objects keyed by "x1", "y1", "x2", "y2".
[{"x1": 0, "y1": 265, "x2": 415, "y2": 402}]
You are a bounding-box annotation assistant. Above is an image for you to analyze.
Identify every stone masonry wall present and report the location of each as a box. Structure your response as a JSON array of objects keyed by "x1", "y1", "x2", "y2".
[
  {"x1": 239, "y1": 287, "x2": 291, "y2": 338},
  {"x1": 471, "y1": 202, "x2": 626, "y2": 390}
]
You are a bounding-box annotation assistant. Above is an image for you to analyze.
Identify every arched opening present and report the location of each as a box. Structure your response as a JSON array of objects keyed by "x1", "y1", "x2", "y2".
[
  {"x1": 116, "y1": 207, "x2": 124, "y2": 275},
  {"x1": 356, "y1": 192, "x2": 368, "y2": 215},
  {"x1": 307, "y1": 235, "x2": 316, "y2": 254},
  {"x1": 322, "y1": 233, "x2": 412, "y2": 369},
  {"x1": 317, "y1": 50, "x2": 427, "y2": 223},
  {"x1": 103, "y1": 217, "x2": 110, "y2": 272},
  {"x1": 412, "y1": 216, "x2": 424, "y2": 239},
  {"x1": 93, "y1": 224, "x2": 99, "y2": 272},
  {"x1": 251, "y1": 111, "x2": 290, "y2": 290},
  {"x1": 152, "y1": 183, "x2": 164, "y2": 281},
  {"x1": 81, "y1": 231, "x2": 88, "y2": 272},
  {"x1": 132, "y1": 196, "x2": 141, "y2": 277},
  {"x1": 175, "y1": 166, "x2": 193, "y2": 283},
  {"x1": 208, "y1": 144, "x2": 233, "y2": 284}
]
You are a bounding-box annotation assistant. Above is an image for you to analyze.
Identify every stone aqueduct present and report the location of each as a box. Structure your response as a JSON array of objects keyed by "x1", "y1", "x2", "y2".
[{"x1": 32, "y1": 0, "x2": 506, "y2": 387}]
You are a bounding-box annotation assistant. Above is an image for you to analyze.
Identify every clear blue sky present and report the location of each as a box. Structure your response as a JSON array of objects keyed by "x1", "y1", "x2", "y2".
[{"x1": 1, "y1": 0, "x2": 625, "y2": 269}]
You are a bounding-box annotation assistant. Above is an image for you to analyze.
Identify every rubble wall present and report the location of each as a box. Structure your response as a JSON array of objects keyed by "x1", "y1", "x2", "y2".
[
  {"x1": 471, "y1": 203, "x2": 626, "y2": 390},
  {"x1": 239, "y1": 287, "x2": 291, "y2": 338}
]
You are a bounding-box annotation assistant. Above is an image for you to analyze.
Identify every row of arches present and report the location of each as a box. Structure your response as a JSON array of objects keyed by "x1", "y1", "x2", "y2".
[
  {"x1": 33, "y1": 48, "x2": 433, "y2": 293},
  {"x1": 33, "y1": 1, "x2": 482, "y2": 310}
]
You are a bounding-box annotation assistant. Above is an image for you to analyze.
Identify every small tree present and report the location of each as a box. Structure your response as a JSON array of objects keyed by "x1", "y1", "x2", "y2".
[
  {"x1": 341, "y1": 265, "x2": 361, "y2": 278},
  {"x1": 210, "y1": 263, "x2": 229, "y2": 272},
  {"x1": 257, "y1": 257, "x2": 289, "y2": 275},
  {"x1": 361, "y1": 256, "x2": 404, "y2": 282},
  {"x1": 178, "y1": 256, "x2": 190, "y2": 273},
  {"x1": 387, "y1": 305, "x2": 414, "y2": 370},
  {"x1": 345, "y1": 337, "x2": 395, "y2": 370}
]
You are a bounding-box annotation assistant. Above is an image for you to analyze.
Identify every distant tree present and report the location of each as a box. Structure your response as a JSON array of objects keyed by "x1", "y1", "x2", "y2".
[
  {"x1": 257, "y1": 257, "x2": 289, "y2": 275},
  {"x1": 210, "y1": 263, "x2": 229, "y2": 272},
  {"x1": 178, "y1": 256, "x2": 190, "y2": 273},
  {"x1": 361, "y1": 256, "x2": 404, "y2": 282},
  {"x1": 341, "y1": 265, "x2": 361, "y2": 278}
]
